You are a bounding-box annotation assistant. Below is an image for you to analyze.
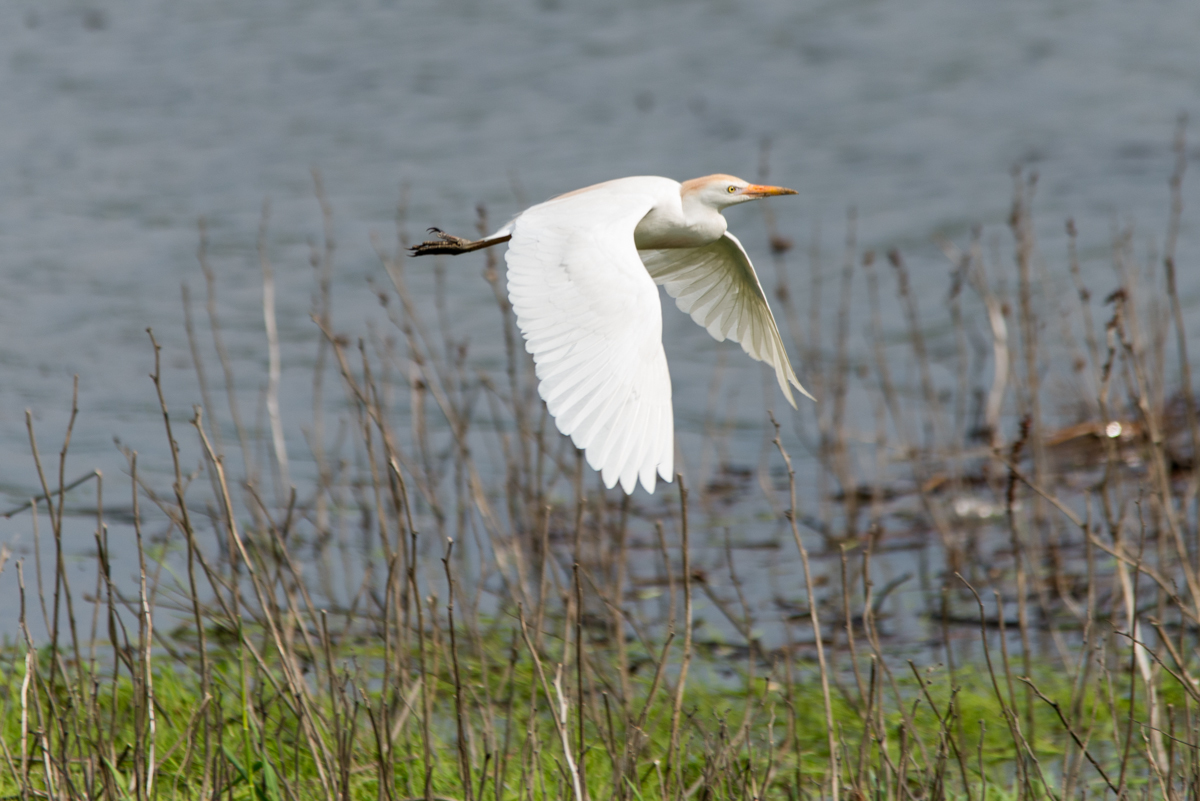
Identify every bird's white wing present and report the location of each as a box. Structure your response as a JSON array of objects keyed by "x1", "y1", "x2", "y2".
[
  {"x1": 639, "y1": 232, "x2": 813, "y2": 406},
  {"x1": 506, "y1": 190, "x2": 674, "y2": 494}
]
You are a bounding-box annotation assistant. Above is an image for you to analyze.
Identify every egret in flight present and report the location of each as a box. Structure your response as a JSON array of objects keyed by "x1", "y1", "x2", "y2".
[{"x1": 410, "y1": 174, "x2": 811, "y2": 494}]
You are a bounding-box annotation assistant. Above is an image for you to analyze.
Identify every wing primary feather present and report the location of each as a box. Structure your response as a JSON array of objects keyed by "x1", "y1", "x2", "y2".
[
  {"x1": 566, "y1": 372, "x2": 631, "y2": 452},
  {"x1": 641, "y1": 402, "x2": 665, "y2": 492},
  {"x1": 617, "y1": 407, "x2": 643, "y2": 494},
  {"x1": 621, "y1": 387, "x2": 654, "y2": 493},
  {"x1": 541, "y1": 345, "x2": 627, "y2": 419},
  {"x1": 642, "y1": 233, "x2": 815, "y2": 404},
  {"x1": 599, "y1": 393, "x2": 638, "y2": 491}
]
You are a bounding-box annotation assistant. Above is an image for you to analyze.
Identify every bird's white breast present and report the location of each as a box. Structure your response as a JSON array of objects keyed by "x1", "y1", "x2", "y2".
[{"x1": 633, "y1": 202, "x2": 727, "y2": 249}]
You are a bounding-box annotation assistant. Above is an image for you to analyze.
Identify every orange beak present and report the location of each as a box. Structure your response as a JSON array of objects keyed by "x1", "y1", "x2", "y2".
[{"x1": 741, "y1": 184, "x2": 798, "y2": 198}]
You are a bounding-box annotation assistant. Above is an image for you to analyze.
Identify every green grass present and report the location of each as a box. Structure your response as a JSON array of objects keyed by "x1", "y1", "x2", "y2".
[{"x1": 0, "y1": 592, "x2": 1171, "y2": 801}]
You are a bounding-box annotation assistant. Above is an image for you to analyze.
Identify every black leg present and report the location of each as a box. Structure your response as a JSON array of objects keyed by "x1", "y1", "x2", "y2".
[{"x1": 409, "y1": 228, "x2": 484, "y2": 257}]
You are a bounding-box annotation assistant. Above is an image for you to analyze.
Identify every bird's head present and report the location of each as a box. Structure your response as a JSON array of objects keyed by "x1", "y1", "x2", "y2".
[{"x1": 681, "y1": 174, "x2": 797, "y2": 211}]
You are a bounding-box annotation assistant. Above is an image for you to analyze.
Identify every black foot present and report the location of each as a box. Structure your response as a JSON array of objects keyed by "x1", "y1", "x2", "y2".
[{"x1": 409, "y1": 228, "x2": 477, "y2": 257}]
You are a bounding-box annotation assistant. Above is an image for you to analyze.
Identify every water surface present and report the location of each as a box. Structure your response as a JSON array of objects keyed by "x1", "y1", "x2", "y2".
[{"x1": 2, "y1": 0, "x2": 1199, "y2": 635}]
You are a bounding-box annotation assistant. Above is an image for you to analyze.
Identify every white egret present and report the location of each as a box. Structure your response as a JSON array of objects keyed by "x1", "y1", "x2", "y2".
[{"x1": 410, "y1": 174, "x2": 812, "y2": 494}]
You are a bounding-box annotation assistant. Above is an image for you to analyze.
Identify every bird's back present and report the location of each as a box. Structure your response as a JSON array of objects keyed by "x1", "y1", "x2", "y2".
[{"x1": 545, "y1": 175, "x2": 680, "y2": 205}]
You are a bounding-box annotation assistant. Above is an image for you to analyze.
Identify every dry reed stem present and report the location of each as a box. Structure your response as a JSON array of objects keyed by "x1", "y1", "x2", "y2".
[
  {"x1": 770, "y1": 413, "x2": 838, "y2": 801},
  {"x1": 519, "y1": 605, "x2": 584, "y2": 801},
  {"x1": 258, "y1": 199, "x2": 292, "y2": 499}
]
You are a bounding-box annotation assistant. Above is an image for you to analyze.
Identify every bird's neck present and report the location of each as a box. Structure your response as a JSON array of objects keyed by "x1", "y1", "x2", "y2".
[{"x1": 633, "y1": 194, "x2": 727, "y2": 249}]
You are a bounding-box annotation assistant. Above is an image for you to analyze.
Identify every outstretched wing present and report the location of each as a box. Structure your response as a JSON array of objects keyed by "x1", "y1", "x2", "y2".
[
  {"x1": 639, "y1": 232, "x2": 812, "y2": 406},
  {"x1": 506, "y1": 189, "x2": 674, "y2": 494}
]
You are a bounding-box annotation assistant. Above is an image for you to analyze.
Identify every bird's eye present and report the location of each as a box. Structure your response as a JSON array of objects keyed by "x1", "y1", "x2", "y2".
[{"x1": 727, "y1": 185, "x2": 737, "y2": 194}]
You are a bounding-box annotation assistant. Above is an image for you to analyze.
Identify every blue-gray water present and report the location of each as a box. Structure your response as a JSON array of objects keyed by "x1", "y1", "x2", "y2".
[{"x1": 2, "y1": 0, "x2": 1199, "y2": 638}]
